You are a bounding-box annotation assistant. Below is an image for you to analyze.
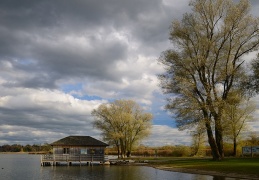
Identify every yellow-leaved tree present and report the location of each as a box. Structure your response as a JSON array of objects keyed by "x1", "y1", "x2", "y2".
[{"x1": 91, "y1": 99, "x2": 152, "y2": 158}]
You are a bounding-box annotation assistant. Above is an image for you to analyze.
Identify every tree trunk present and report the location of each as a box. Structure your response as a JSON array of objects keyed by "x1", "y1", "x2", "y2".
[
  {"x1": 233, "y1": 136, "x2": 237, "y2": 157},
  {"x1": 205, "y1": 119, "x2": 221, "y2": 160},
  {"x1": 215, "y1": 111, "x2": 224, "y2": 159},
  {"x1": 193, "y1": 146, "x2": 199, "y2": 156},
  {"x1": 206, "y1": 129, "x2": 221, "y2": 160},
  {"x1": 126, "y1": 151, "x2": 131, "y2": 157},
  {"x1": 193, "y1": 134, "x2": 200, "y2": 156},
  {"x1": 120, "y1": 139, "x2": 125, "y2": 158},
  {"x1": 215, "y1": 124, "x2": 224, "y2": 158},
  {"x1": 116, "y1": 146, "x2": 120, "y2": 159}
]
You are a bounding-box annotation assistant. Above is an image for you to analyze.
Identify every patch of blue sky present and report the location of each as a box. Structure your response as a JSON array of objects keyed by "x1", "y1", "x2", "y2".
[
  {"x1": 16, "y1": 58, "x2": 36, "y2": 65},
  {"x1": 153, "y1": 111, "x2": 176, "y2": 127},
  {"x1": 151, "y1": 92, "x2": 176, "y2": 127},
  {"x1": 60, "y1": 83, "x2": 103, "y2": 100},
  {"x1": 61, "y1": 83, "x2": 83, "y2": 94},
  {"x1": 79, "y1": 94, "x2": 104, "y2": 101}
]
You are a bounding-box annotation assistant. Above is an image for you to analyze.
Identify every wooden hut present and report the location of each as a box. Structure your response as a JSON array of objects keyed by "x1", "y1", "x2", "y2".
[{"x1": 41, "y1": 136, "x2": 109, "y2": 166}]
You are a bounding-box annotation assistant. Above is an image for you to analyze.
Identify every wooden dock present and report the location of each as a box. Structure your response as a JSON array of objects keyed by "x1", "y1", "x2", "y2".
[{"x1": 41, "y1": 154, "x2": 109, "y2": 166}]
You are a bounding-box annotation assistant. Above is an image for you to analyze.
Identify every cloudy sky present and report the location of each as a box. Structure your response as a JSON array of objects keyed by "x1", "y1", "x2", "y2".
[{"x1": 0, "y1": 0, "x2": 259, "y2": 146}]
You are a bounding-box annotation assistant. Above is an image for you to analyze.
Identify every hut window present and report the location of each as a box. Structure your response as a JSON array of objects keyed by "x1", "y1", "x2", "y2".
[
  {"x1": 63, "y1": 148, "x2": 69, "y2": 154},
  {"x1": 87, "y1": 148, "x2": 96, "y2": 154},
  {"x1": 80, "y1": 148, "x2": 87, "y2": 154}
]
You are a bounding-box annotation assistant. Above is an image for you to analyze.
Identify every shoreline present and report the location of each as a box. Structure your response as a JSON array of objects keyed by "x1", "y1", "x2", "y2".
[
  {"x1": 0, "y1": 152, "x2": 48, "y2": 154},
  {"x1": 110, "y1": 160, "x2": 259, "y2": 179},
  {"x1": 150, "y1": 165, "x2": 259, "y2": 180}
]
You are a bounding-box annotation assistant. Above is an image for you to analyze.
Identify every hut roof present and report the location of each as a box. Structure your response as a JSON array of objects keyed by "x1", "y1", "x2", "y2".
[{"x1": 51, "y1": 136, "x2": 109, "y2": 147}]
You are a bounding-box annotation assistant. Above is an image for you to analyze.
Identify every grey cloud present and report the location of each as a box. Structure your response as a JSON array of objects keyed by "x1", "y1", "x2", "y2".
[
  {"x1": 0, "y1": 0, "x2": 185, "y2": 91},
  {"x1": 0, "y1": 0, "x2": 60, "y2": 32},
  {"x1": 0, "y1": 100, "x2": 91, "y2": 130},
  {"x1": 0, "y1": 27, "x2": 128, "y2": 89},
  {"x1": 0, "y1": 88, "x2": 102, "y2": 144},
  {"x1": 34, "y1": 36, "x2": 127, "y2": 80},
  {"x1": 1, "y1": 0, "x2": 144, "y2": 89}
]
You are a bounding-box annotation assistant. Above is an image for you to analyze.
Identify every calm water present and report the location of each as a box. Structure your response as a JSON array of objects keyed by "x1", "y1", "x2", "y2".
[{"x1": 0, "y1": 154, "x2": 247, "y2": 180}]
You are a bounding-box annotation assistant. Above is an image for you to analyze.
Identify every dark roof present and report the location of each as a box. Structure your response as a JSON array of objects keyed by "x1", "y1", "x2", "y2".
[{"x1": 51, "y1": 136, "x2": 109, "y2": 147}]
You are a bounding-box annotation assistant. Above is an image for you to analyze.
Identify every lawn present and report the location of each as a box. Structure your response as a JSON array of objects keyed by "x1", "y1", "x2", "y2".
[{"x1": 133, "y1": 157, "x2": 259, "y2": 177}]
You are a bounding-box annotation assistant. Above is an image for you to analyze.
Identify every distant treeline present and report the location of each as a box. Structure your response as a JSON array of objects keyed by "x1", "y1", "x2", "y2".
[
  {"x1": 0, "y1": 143, "x2": 52, "y2": 153},
  {"x1": 1, "y1": 138, "x2": 258, "y2": 157},
  {"x1": 106, "y1": 138, "x2": 259, "y2": 157},
  {"x1": 106, "y1": 145, "x2": 195, "y2": 157}
]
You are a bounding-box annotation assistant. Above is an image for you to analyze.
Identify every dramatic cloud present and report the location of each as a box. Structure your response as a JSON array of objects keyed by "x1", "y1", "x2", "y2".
[
  {"x1": 0, "y1": 0, "x2": 259, "y2": 146},
  {"x1": 0, "y1": 87, "x2": 105, "y2": 144}
]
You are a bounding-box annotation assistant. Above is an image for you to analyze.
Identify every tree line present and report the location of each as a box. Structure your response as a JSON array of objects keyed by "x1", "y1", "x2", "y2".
[
  {"x1": 1, "y1": 133, "x2": 257, "y2": 155},
  {"x1": 0, "y1": 144, "x2": 52, "y2": 153},
  {"x1": 1, "y1": 133, "x2": 258, "y2": 157}
]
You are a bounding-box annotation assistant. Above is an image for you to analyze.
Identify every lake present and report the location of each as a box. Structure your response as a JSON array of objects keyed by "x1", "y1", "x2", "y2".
[{"x1": 0, "y1": 154, "x2": 246, "y2": 180}]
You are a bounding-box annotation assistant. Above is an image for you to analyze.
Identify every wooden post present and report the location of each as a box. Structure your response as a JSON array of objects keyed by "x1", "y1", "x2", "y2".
[
  {"x1": 40, "y1": 155, "x2": 42, "y2": 166},
  {"x1": 53, "y1": 154, "x2": 55, "y2": 166},
  {"x1": 251, "y1": 146, "x2": 253, "y2": 157}
]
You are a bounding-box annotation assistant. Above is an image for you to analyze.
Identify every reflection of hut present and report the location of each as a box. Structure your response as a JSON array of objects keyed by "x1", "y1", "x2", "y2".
[{"x1": 41, "y1": 136, "x2": 109, "y2": 166}]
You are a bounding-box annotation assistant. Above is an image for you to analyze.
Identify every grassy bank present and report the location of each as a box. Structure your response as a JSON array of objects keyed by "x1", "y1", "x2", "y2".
[{"x1": 132, "y1": 157, "x2": 259, "y2": 178}]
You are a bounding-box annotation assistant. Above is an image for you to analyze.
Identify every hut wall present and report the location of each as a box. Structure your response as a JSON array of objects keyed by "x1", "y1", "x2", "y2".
[{"x1": 53, "y1": 146, "x2": 105, "y2": 155}]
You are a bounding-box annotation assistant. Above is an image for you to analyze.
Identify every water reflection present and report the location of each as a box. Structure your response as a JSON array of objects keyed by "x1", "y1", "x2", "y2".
[
  {"x1": 40, "y1": 165, "x2": 244, "y2": 180},
  {"x1": 42, "y1": 166, "x2": 215, "y2": 180}
]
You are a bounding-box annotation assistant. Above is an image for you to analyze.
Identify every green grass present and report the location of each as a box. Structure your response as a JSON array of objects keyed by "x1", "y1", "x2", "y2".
[{"x1": 134, "y1": 157, "x2": 259, "y2": 176}]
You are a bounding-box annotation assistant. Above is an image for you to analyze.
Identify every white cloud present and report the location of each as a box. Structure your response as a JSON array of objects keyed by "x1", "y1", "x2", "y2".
[
  {"x1": 0, "y1": 87, "x2": 106, "y2": 145},
  {"x1": 143, "y1": 125, "x2": 192, "y2": 146}
]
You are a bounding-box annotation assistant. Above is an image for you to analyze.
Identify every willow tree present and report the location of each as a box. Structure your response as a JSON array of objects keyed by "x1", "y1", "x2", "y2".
[
  {"x1": 159, "y1": 0, "x2": 259, "y2": 160},
  {"x1": 91, "y1": 99, "x2": 152, "y2": 158},
  {"x1": 191, "y1": 121, "x2": 206, "y2": 156},
  {"x1": 222, "y1": 94, "x2": 255, "y2": 156}
]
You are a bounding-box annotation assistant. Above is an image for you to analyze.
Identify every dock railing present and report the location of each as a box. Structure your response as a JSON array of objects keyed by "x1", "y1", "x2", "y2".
[{"x1": 41, "y1": 154, "x2": 107, "y2": 163}]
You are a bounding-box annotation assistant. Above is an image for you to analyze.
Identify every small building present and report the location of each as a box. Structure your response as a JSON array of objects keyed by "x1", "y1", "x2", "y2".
[
  {"x1": 41, "y1": 136, "x2": 109, "y2": 166},
  {"x1": 242, "y1": 146, "x2": 259, "y2": 157}
]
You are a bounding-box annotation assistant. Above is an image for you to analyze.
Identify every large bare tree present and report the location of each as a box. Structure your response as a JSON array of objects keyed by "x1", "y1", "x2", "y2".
[
  {"x1": 91, "y1": 99, "x2": 152, "y2": 158},
  {"x1": 159, "y1": 0, "x2": 259, "y2": 160}
]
